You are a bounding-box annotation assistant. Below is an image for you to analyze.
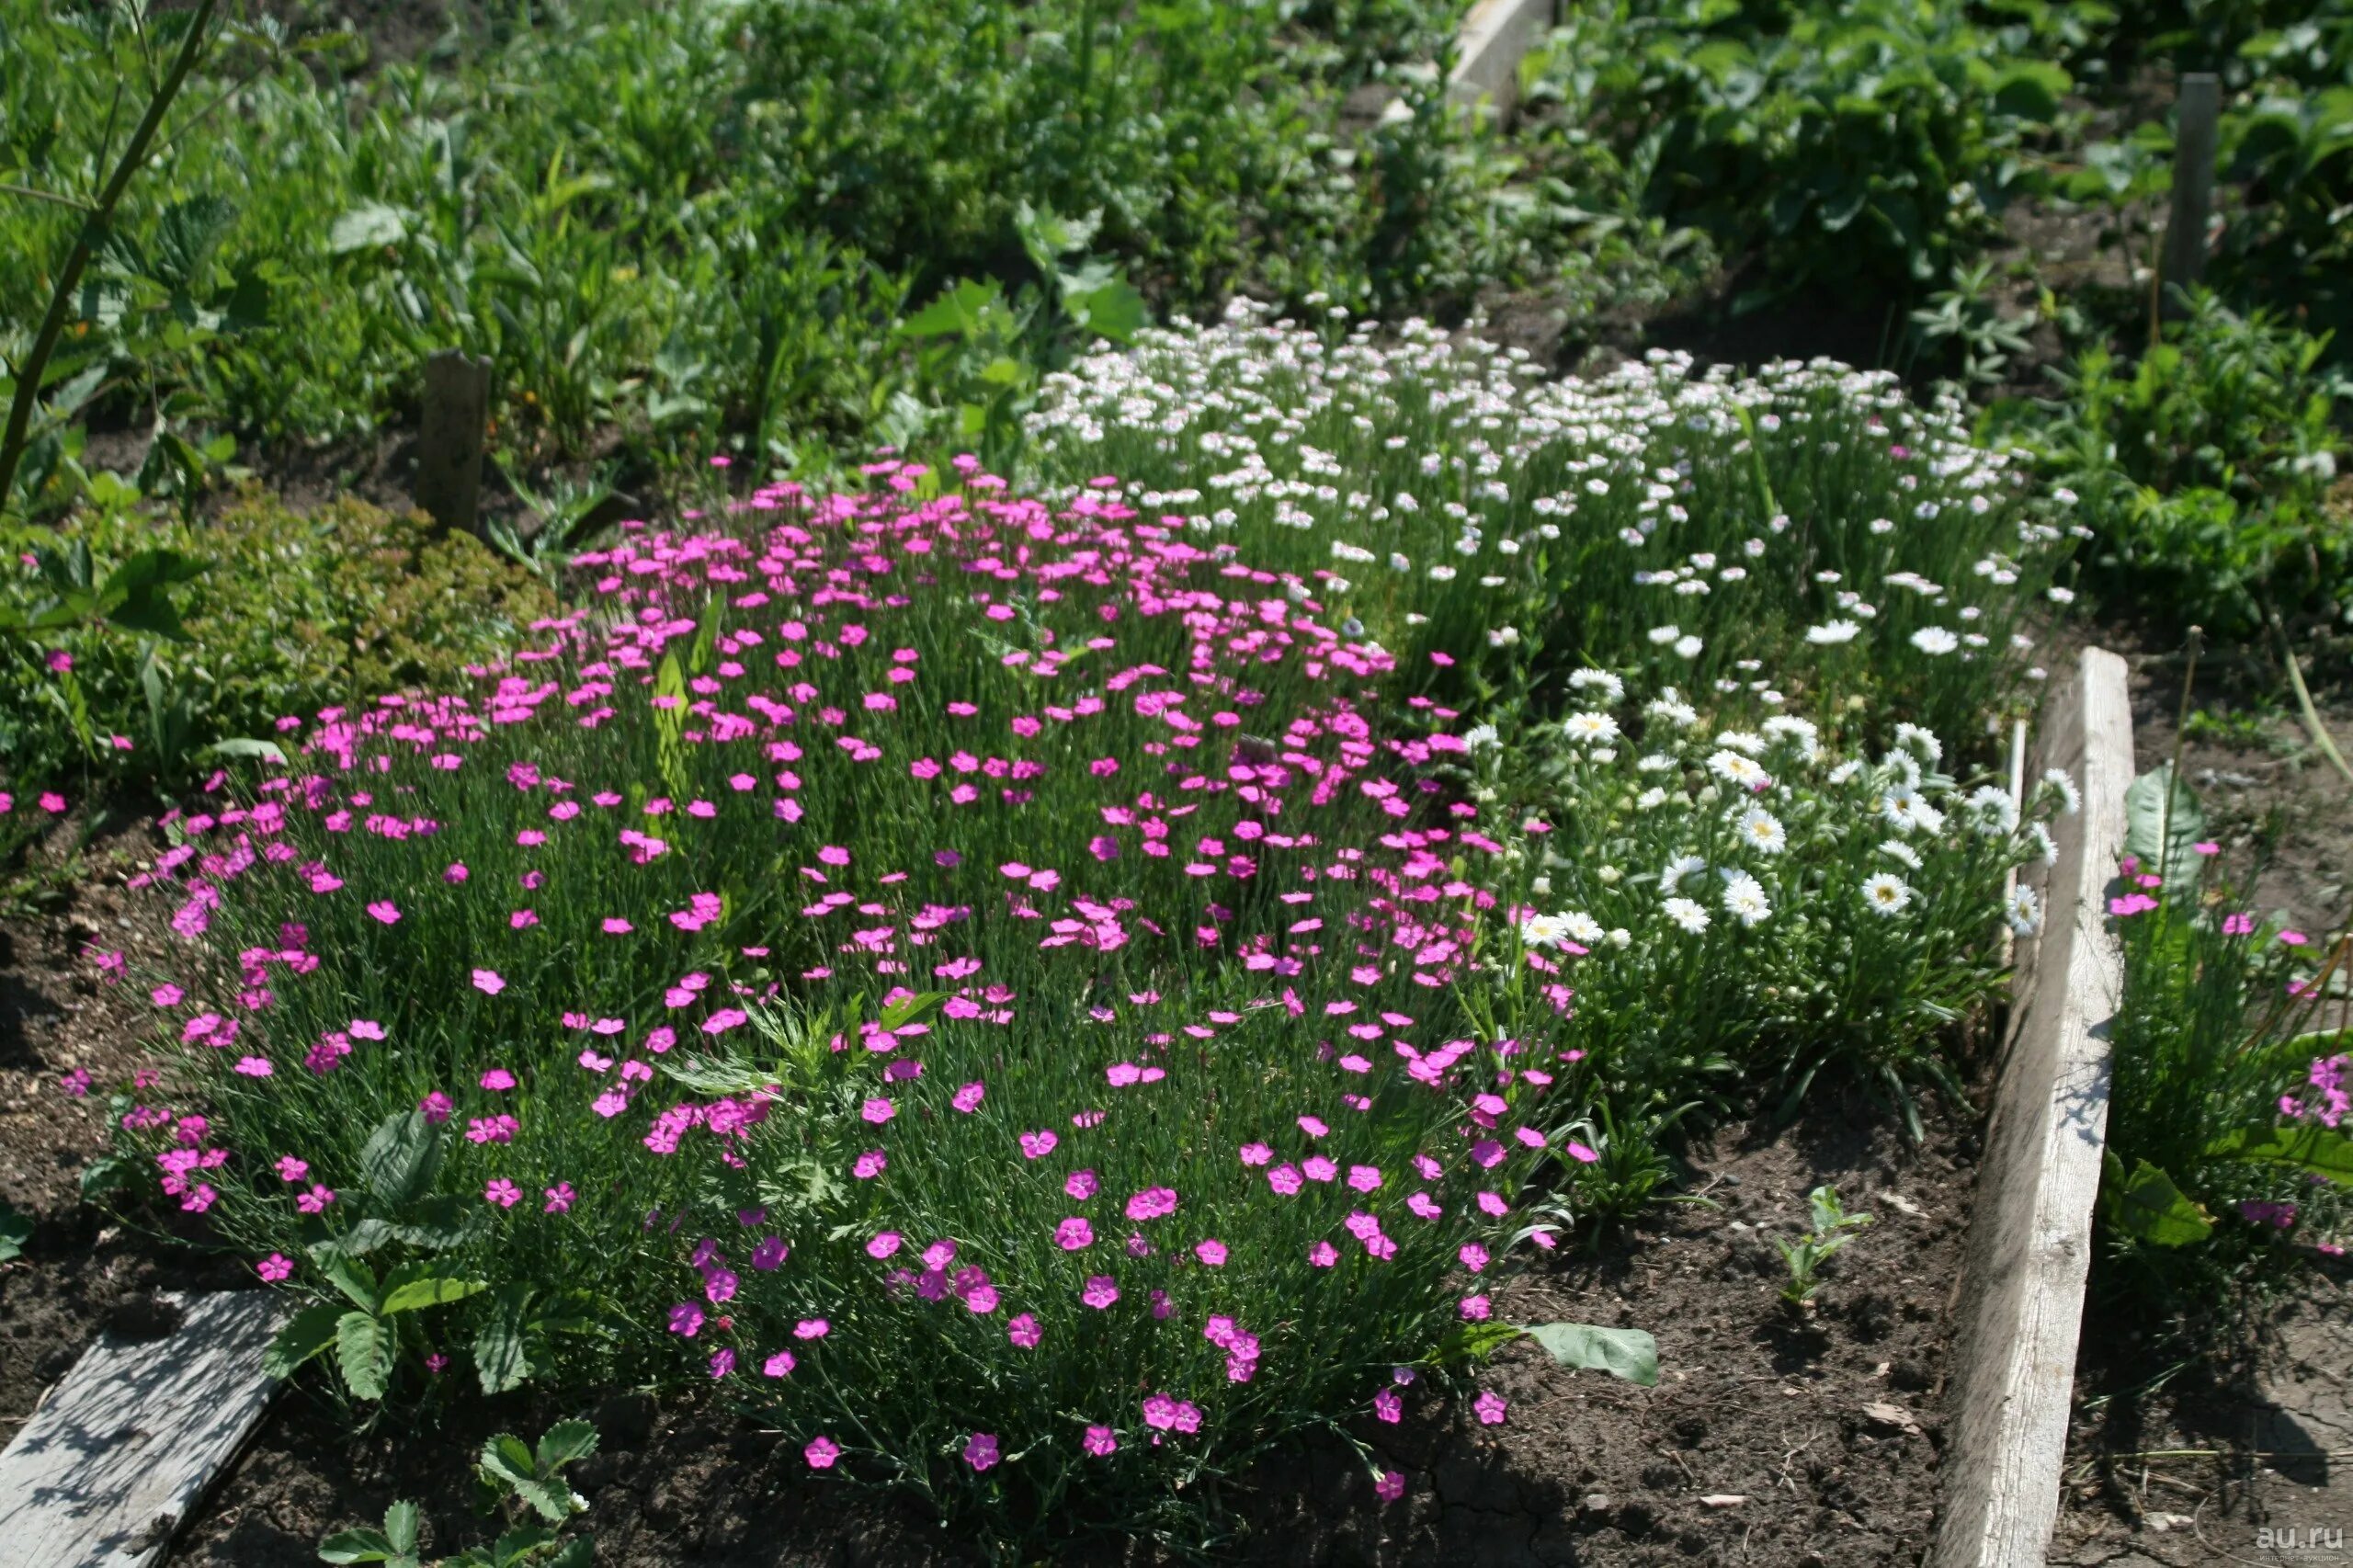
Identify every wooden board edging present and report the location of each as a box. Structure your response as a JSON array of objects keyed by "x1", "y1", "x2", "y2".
[
  {"x1": 1448, "y1": 0, "x2": 1558, "y2": 120},
  {"x1": 0, "y1": 1290, "x2": 285, "y2": 1568},
  {"x1": 1934, "y1": 646, "x2": 2133, "y2": 1567}
]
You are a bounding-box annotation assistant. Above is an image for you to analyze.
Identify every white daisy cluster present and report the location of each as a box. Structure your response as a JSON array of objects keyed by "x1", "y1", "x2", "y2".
[{"x1": 1027, "y1": 301, "x2": 2074, "y2": 728}]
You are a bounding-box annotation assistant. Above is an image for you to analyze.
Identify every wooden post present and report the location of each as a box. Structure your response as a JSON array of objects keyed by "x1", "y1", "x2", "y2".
[
  {"x1": 1934, "y1": 646, "x2": 2133, "y2": 1568},
  {"x1": 2159, "y1": 73, "x2": 2220, "y2": 319},
  {"x1": 416, "y1": 348, "x2": 492, "y2": 533}
]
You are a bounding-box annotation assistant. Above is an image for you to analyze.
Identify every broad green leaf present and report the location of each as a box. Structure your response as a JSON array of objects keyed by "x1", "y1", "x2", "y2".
[
  {"x1": 79, "y1": 1153, "x2": 137, "y2": 1199},
  {"x1": 264, "y1": 1301, "x2": 346, "y2": 1379},
  {"x1": 315, "y1": 1527, "x2": 397, "y2": 1564},
  {"x1": 322, "y1": 1254, "x2": 380, "y2": 1312},
  {"x1": 544, "y1": 1538, "x2": 596, "y2": 1568},
  {"x1": 480, "y1": 1432, "x2": 538, "y2": 1489},
  {"x1": 535, "y1": 1417, "x2": 600, "y2": 1472},
  {"x1": 475, "y1": 1287, "x2": 532, "y2": 1394},
  {"x1": 2123, "y1": 765, "x2": 2207, "y2": 888},
  {"x1": 201, "y1": 737, "x2": 288, "y2": 765},
  {"x1": 360, "y1": 1110, "x2": 444, "y2": 1205},
  {"x1": 1522, "y1": 1322, "x2": 1662, "y2": 1386},
  {"x1": 379, "y1": 1273, "x2": 489, "y2": 1315},
  {"x1": 1438, "y1": 1318, "x2": 1524, "y2": 1362},
  {"x1": 1065, "y1": 278, "x2": 1147, "y2": 344},
  {"x1": 0, "y1": 1199, "x2": 31, "y2": 1262},
  {"x1": 506, "y1": 1473, "x2": 579, "y2": 1525},
  {"x1": 490, "y1": 1526, "x2": 557, "y2": 1567},
  {"x1": 2104, "y1": 1153, "x2": 2213, "y2": 1246},
  {"x1": 2208, "y1": 1123, "x2": 2353, "y2": 1184},
  {"x1": 336, "y1": 1310, "x2": 393, "y2": 1401},
  {"x1": 308, "y1": 1217, "x2": 395, "y2": 1259},
  {"x1": 383, "y1": 1499, "x2": 421, "y2": 1557},
  {"x1": 898, "y1": 278, "x2": 1001, "y2": 340}
]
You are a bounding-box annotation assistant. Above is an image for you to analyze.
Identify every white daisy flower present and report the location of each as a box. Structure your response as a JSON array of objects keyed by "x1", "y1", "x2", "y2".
[
  {"x1": 2041, "y1": 767, "x2": 2080, "y2": 814},
  {"x1": 1636, "y1": 786, "x2": 1670, "y2": 811},
  {"x1": 1715, "y1": 730, "x2": 1768, "y2": 757},
  {"x1": 1878, "y1": 838, "x2": 1924, "y2": 870},
  {"x1": 1805, "y1": 619, "x2": 1860, "y2": 644},
  {"x1": 1707, "y1": 750, "x2": 1768, "y2": 789},
  {"x1": 1637, "y1": 753, "x2": 1677, "y2": 773},
  {"x1": 2030, "y1": 823, "x2": 2058, "y2": 866},
  {"x1": 1563, "y1": 912, "x2": 1606, "y2": 944},
  {"x1": 1909, "y1": 626, "x2": 1960, "y2": 655},
  {"x1": 1607, "y1": 927, "x2": 1632, "y2": 949},
  {"x1": 2007, "y1": 884, "x2": 2042, "y2": 936},
  {"x1": 1518, "y1": 913, "x2": 1571, "y2": 949},
  {"x1": 1967, "y1": 784, "x2": 2019, "y2": 834},
  {"x1": 1660, "y1": 853, "x2": 1707, "y2": 893},
  {"x1": 1894, "y1": 722, "x2": 1944, "y2": 764},
  {"x1": 1664, "y1": 896, "x2": 1711, "y2": 934},
  {"x1": 1564, "y1": 710, "x2": 1621, "y2": 745},
  {"x1": 1673, "y1": 634, "x2": 1704, "y2": 659},
  {"x1": 1646, "y1": 696, "x2": 1700, "y2": 729},
  {"x1": 1463, "y1": 722, "x2": 1501, "y2": 752},
  {"x1": 1827, "y1": 759, "x2": 1863, "y2": 785},
  {"x1": 1567, "y1": 668, "x2": 1625, "y2": 701},
  {"x1": 1862, "y1": 872, "x2": 1913, "y2": 915},
  {"x1": 1736, "y1": 805, "x2": 1788, "y2": 854},
  {"x1": 1721, "y1": 871, "x2": 1771, "y2": 926}
]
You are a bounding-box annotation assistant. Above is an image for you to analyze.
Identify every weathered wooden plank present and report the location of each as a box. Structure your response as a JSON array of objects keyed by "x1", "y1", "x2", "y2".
[
  {"x1": 1935, "y1": 646, "x2": 2133, "y2": 1568},
  {"x1": 2159, "y1": 74, "x2": 2221, "y2": 316},
  {"x1": 1448, "y1": 0, "x2": 1556, "y2": 122},
  {"x1": 416, "y1": 347, "x2": 493, "y2": 534},
  {"x1": 0, "y1": 1290, "x2": 284, "y2": 1568}
]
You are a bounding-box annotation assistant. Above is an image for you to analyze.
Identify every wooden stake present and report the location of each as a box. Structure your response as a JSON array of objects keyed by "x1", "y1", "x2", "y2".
[
  {"x1": 416, "y1": 348, "x2": 493, "y2": 533},
  {"x1": 2159, "y1": 74, "x2": 2220, "y2": 319}
]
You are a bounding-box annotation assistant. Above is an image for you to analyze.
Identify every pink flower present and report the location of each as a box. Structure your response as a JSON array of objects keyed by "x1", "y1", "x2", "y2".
[
  {"x1": 1007, "y1": 1312, "x2": 1042, "y2": 1348},
  {"x1": 481, "y1": 1067, "x2": 517, "y2": 1091},
  {"x1": 964, "y1": 1433, "x2": 1000, "y2": 1472},
  {"x1": 420, "y1": 1091, "x2": 454, "y2": 1123},
  {"x1": 1083, "y1": 1425, "x2": 1118, "y2": 1457},
  {"x1": 861, "y1": 1096, "x2": 895, "y2": 1124},
  {"x1": 668, "y1": 1302, "x2": 706, "y2": 1336},
  {"x1": 484, "y1": 1178, "x2": 522, "y2": 1208},
  {"x1": 2223, "y1": 913, "x2": 2256, "y2": 936},
  {"x1": 752, "y1": 1236, "x2": 788, "y2": 1269},
  {"x1": 47, "y1": 649, "x2": 72, "y2": 674},
  {"x1": 444, "y1": 862, "x2": 469, "y2": 883},
  {"x1": 709, "y1": 1348, "x2": 735, "y2": 1380},
  {"x1": 1125, "y1": 1187, "x2": 1177, "y2": 1221},
  {"x1": 867, "y1": 1232, "x2": 904, "y2": 1259},
  {"x1": 1459, "y1": 1294, "x2": 1492, "y2": 1320},
  {"x1": 544, "y1": 1183, "x2": 575, "y2": 1213},
  {"x1": 472, "y1": 969, "x2": 506, "y2": 995},
  {"x1": 1195, "y1": 1238, "x2": 1228, "y2": 1266},
  {"x1": 1308, "y1": 1241, "x2": 1338, "y2": 1267},
  {"x1": 295, "y1": 1183, "x2": 336, "y2": 1213},
  {"x1": 602, "y1": 917, "x2": 633, "y2": 935},
  {"x1": 275, "y1": 1155, "x2": 309, "y2": 1182},
  {"x1": 1374, "y1": 1389, "x2": 1402, "y2": 1424},
  {"x1": 2192, "y1": 841, "x2": 2220, "y2": 856},
  {"x1": 366, "y1": 901, "x2": 401, "y2": 925},
  {"x1": 1019, "y1": 1129, "x2": 1059, "y2": 1160},
  {"x1": 951, "y1": 1081, "x2": 985, "y2": 1113},
  {"x1": 804, "y1": 1436, "x2": 840, "y2": 1469},
  {"x1": 233, "y1": 1055, "x2": 274, "y2": 1077},
  {"x1": 1081, "y1": 1275, "x2": 1120, "y2": 1310},
  {"x1": 151, "y1": 983, "x2": 184, "y2": 1007},
  {"x1": 256, "y1": 1253, "x2": 293, "y2": 1282},
  {"x1": 1473, "y1": 1390, "x2": 1508, "y2": 1426},
  {"x1": 1458, "y1": 1243, "x2": 1490, "y2": 1273},
  {"x1": 1056, "y1": 1217, "x2": 1095, "y2": 1251},
  {"x1": 1564, "y1": 1141, "x2": 1599, "y2": 1164},
  {"x1": 852, "y1": 1149, "x2": 887, "y2": 1179},
  {"x1": 794, "y1": 1318, "x2": 830, "y2": 1340},
  {"x1": 819, "y1": 846, "x2": 851, "y2": 867},
  {"x1": 764, "y1": 1350, "x2": 796, "y2": 1378},
  {"x1": 1374, "y1": 1470, "x2": 1405, "y2": 1503}
]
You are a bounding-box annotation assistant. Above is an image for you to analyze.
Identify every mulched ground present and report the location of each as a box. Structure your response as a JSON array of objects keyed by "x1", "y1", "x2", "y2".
[{"x1": 0, "y1": 818, "x2": 1972, "y2": 1567}]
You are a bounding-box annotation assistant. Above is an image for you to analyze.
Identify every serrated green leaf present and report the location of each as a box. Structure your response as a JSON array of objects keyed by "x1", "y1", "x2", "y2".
[
  {"x1": 543, "y1": 1537, "x2": 596, "y2": 1568},
  {"x1": 535, "y1": 1417, "x2": 600, "y2": 1472},
  {"x1": 382, "y1": 1499, "x2": 420, "y2": 1557},
  {"x1": 475, "y1": 1287, "x2": 532, "y2": 1394},
  {"x1": 360, "y1": 1110, "x2": 444, "y2": 1205},
  {"x1": 264, "y1": 1301, "x2": 346, "y2": 1380},
  {"x1": 0, "y1": 1199, "x2": 28, "y2": 1263},
  {"x1": 379, "y1": 1274, "x2": 489, "y2": 1314},
  {"x1": 2103, "y1": 1152, "x2": 2213, "y2": 1246},
  {"x1": 322, "y1": 1254, "x2": 379, "y2": 1312},
  {"x1": 1521, "y1": 1322, "x2": 1661, "y2": 1386},
  {"x1": 490, "y1": 1525, "x2": 556, "y2": 1567},
  {"x1": 480, "y1": 1432, "x2": 537, "y2": 1488},
  {"x1": 336, "y1": 1311, "x2": 393, "y2": 1400},
  {"x1": 315, "y1": 1526, "x2": 397, "y2": 1564}
]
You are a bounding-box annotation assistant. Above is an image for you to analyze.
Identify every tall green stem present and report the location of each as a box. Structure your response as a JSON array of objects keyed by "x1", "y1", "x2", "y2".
[{"x1": 0, "y1": 0, "x2": 222, "y2": 514}]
